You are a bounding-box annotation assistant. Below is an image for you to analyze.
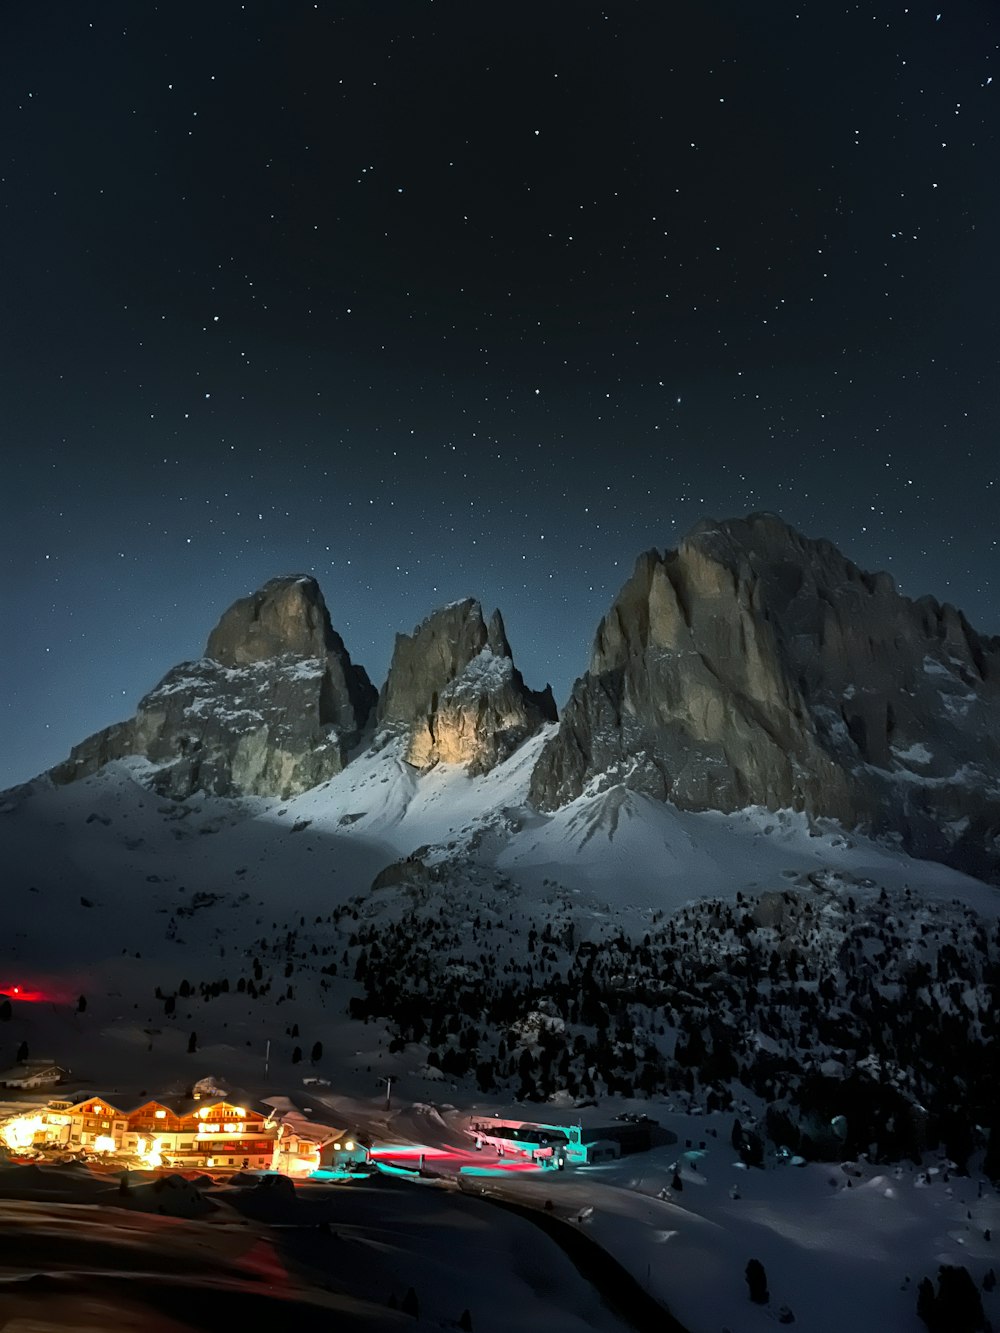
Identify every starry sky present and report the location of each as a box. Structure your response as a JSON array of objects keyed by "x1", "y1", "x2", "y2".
[{"x1": 3, "y1": 1, "x2": 998, "y2": 788}]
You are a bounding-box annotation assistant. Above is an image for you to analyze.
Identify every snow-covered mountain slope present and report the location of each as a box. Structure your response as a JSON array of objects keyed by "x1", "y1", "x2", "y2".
[
  {"x1": 2, "y1": 725, "x2": 997, "y2": 1091},
  {"x1": 8, "y1": 723, "x2": 1000, "y2": 1333},
  {"x1": 6, "y1": 722, "x2": 996, "y2": 987}
]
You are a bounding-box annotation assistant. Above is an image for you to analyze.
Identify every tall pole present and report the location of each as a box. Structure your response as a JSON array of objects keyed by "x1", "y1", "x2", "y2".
[
  {"x1": 384, "y1": 1075, "x2": 393, "y2": 1111},
  {"x1": 264, "y1": 1039, "x2": 270, "y2": 1082}
]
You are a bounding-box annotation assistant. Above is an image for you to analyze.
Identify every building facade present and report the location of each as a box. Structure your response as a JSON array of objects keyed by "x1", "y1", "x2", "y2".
[
  {"x1": 121, "y1": 1097, "x2": 277, "y2": 1169},
  {"x1": 1, "y1": 1094, "x2": 278, "y2": 1169},
  {"x1": 67, "y1": 1097, "x2": 129, "y2": 1152},
  {"x1": 0, "y1": 1062, "x2": 69, "y2": 1090},
  {"x1": 178, "y1": 1099, "x2": 275, "y2": 1169}
]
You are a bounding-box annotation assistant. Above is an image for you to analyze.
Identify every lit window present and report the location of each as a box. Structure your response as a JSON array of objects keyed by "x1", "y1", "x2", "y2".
[
  {"x1": 233, "y1": 1107, "x2": 246, "y2": 1117},
  {"x1": 334, "y1": 1142, "x2": 341, "y2": 1151},
  {"x1": 154, "y1": 1110, "x2": 166, "y2": 1119},
  {"x1": 199, "y1": 1108, "x2": 210, "y2": 1119},
  {"x1": 345, "y1": 1141, "x2": 354, "y2": 1151}
]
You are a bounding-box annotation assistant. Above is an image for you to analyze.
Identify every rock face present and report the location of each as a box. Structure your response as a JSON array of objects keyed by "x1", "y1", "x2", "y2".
[
  {"x1": 529, "y1": 514, "x2": 1000, "y2": 880},
  {"x1": 377, "y1": 599, "x2": 556, "y2": 774},
  {"x1": 51, "y1": 576, "x2": 377, "y2": 799}
]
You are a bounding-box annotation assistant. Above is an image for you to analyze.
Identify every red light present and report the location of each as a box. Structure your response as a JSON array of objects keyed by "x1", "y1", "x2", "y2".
[{"x1": 1, "y1": 985, "x2": 58, "y2": 1003}]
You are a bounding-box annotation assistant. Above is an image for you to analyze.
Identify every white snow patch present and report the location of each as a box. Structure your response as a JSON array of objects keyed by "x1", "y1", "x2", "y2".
[{"x1": 890, "y1": 741, "x2": 933, "y2": 765}]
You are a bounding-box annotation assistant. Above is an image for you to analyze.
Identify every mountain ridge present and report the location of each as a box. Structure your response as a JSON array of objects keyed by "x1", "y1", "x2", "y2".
[
  {"x1": 32, "y1": 513, "x2": 1000, "y2": 882},
  {"x1": 531, "y1": 513, "x2": 1000, "y2": 881}
]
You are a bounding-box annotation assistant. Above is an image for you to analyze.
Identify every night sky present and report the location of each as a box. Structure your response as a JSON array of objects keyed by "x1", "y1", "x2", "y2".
[{"x1": 3, "y1": 1, "x2": 998, "y2": 788}]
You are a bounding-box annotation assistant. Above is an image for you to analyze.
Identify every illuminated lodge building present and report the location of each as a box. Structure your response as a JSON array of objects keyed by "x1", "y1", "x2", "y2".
[
  {"x1": 0, "y1": 1094, "x2": 278, "y2": 1169},
  {"x1": 124, "y1": 1098, "x2": 276, "y2": 1170},
  {"x1": 0, "y1": 1089, "x2": 373, "y2": 1176},
  {"x1": 69, "y1": 1098, "x2": 130, "y2": 1152},
  {"x1": 0, "y1": 1098, "x2": 130, "y2": 1156}
]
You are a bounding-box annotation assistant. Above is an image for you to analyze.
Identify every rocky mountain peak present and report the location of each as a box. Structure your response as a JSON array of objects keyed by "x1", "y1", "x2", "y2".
[
  {"x1": 487, "y1": 607, "x2": 513, "y2": 659},
  {"x1": 205, "y1": 574, "x2": 342, "y2": 666},
  {"x1": 378, "y1": 599, "x2": 556, "y2": 774},
  {"x1": 531, "y1": 513, "x2": 1000, "y2": 880},
  {"x1": 377, "y1": 599, "x2": 493, "y2": 728},
  {"x1": 51, "y1": 575, "x2": 376, "y2": 800}
]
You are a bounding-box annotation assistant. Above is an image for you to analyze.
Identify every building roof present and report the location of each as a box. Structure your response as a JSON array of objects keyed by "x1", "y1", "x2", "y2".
[
  {"x1": 120, "y1": 1097, "x2": 189, "y2": 1117},
  {"x1": 109, "y1": 1090, "x2": 271, "y2": 1119},
  {"x1": 262, "y1": 1094, "x2": 368, "y2": 1145},
  {"x1": 0, "y1": 1062, "x2": 67, "y2": 1081},
  {"x1": 65, "y1": 1095, "x2": 129, "y2": 1116}
]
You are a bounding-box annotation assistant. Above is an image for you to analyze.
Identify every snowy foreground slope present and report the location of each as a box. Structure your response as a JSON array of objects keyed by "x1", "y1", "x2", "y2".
[
  {"x1": 5, "y1": 727, "x2": 995, "y2": 1041},
  {"x1": 4, "y1": 731, "x2": 1000, "y2": 1331}
]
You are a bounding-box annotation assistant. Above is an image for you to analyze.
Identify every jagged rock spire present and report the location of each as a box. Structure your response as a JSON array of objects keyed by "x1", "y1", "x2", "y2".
[{"x1": 378, "y1": 598, "x2": 556, "y2": 774}]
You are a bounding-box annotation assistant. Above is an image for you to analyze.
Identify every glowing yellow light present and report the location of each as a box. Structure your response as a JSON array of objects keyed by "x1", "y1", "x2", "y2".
[
  {"x1": 136, "y1": 1135, "x2": 163, "y2": 1168},
  {"x1": 154, "y1": 1110, "x2": 167, "y2": 1119},
  {"x1": 334, "y1": 1142, "x2": 341, "y2": 1151},
  {"x1": 233, "y1": 1107, "x2": 246, "y2": 1117},
  {"x1": 207, "y1": 1157, "x2": 215, "y2": 1167},
  {"x1": 92, "y1": 1104, "x2": 102, "y2": 1114},
  {"x1": 1, "y1": 1114, "x2": 44, "y2": 1150},
  {"x1": 345, "y1": 1141, "x2": 354, "y2": 1151},
  {"x1": 94, "y1": 1135, "x2": 116, "y2": 1154},
  {"x1": 199, "y1": 1107, "x2": 210, "y2": 1119}
]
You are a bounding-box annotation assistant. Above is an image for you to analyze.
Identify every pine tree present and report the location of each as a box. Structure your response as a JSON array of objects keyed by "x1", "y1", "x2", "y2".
[
  {"x1": 292, "y1": 1046, "x2": 302, "y2": 1064},
  {"x1": 187, "y1": 1031, "x2": 197, "y2": 1053},
  {"x1": 0, "y1": 999, "x2": 11, "y2": 1021},
  {"x1": 16, "y1": 1040, "x2": 28, "y2": 1063},
  {"x1": 76, "y1": 994, "x2": 87, "y2": 1013},
  {"x1": 401, "y1": 1287, "x2": 419, "y2": 1318},
  {"x1": 934, "y1": 1265, "x2": 986, "y2": 1333},
  {"x1": 984, "y1": 1125, "x2": 1000, "y2": 1182},
  {"x1": 746, "y1": 1258, "x2": 769, "y2": 1305},
  {"x1": 916, "y1": 1277, "x2": 937, "y2": 1329},
  {"x1": 311, "y1": 1041, "x2": 323, "y2": 1063}
]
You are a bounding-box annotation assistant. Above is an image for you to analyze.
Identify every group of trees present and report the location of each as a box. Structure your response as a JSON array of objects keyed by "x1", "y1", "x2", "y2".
[
  {"x1": 324, "y1": 871, "x2": 1000, "y2": 1168},
  {"x1": 916, "y1": 1265, "x2": 989, "y2": 1332},
  {"x1": 153, "y1": 958, "x2": 326, "y2": 1067},
  {"x1": 146, "y1": 861, "x2": 1000, "y2": 1176}
]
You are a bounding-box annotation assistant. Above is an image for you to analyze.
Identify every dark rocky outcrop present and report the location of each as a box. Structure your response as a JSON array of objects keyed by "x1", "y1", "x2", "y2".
[
  {"x1": 529, "y1": 513, "x2": 1000, "y2": 880},
  {"x1": 377, "y1": 599, "x2": 556, "y2": 774},
  {"x1": 51, "y1": 576, "x2": 376, "y2": 799}
]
